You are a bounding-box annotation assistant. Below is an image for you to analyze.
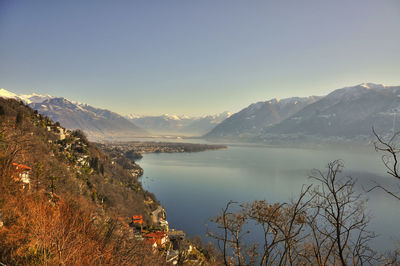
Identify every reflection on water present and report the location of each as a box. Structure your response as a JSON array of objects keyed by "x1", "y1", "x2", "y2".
[{"x1": 140, "y1": 144, "x2": 400, "y2": 253}]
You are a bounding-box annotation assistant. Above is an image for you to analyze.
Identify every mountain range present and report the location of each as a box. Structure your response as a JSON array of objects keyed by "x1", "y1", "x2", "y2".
[
  {"x1": 0, "y1": 88, "x2": 230, "y2": 139},
  {"x1": 204, "y1": 96, "x2": 320, "y2": 139},
  {"x1": 205, "y1": 83, "x2": 400, "y2": 142},
  {"x1": 264, "y1": 83, "x2": 400, "y2": 140},
  {"x1": 2, "y1": 83, "x2": 398, "y2": 143},
  {"x1": 126, "y1": 112, "x2": 231, "y2": 136},
  {"x1": 0, "y1": 89, "x2": 147, "y2": 140}
]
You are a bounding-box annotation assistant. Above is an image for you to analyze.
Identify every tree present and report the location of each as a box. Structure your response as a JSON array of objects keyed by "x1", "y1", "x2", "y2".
[
  {"x1": 208, "y1": 161, "x2": 378, "y2": 265},
  {"x1": 48, "y1": 175, "x2": 57, "y2": 195},
  {"x1": 369, "y1": 128, "x2": 400, "y2": 263},
  {"x1": 208, "y1": 190, "x2": 313, "y2": 265},
  {"x1": 71, "y1": 130, "x2": 89, "y2": 145},
  {"x1": 369, "y1": 127, "x2": 400, "y2": 200},
  {"x1": 100, "y1": 163, "x2": 104, "y2": 176},
  {"x1": 208, "y1": 201, "x2": 253, "y2": 265},
  {"x1": 33, "y1": 162, "x2": 44, "y2": 191},
  {"x1": 90, "y1": 157, "x2": 99, "y2": 172},
  {"x1": 15, "y1": 111, "x2": 23, "y2": 124},
  {"x1": 245, "y1": 185, "x2": 313, "y2": 265},
  {"x1": 307, "y1": 160, "x2": 377, "y2": 265}
]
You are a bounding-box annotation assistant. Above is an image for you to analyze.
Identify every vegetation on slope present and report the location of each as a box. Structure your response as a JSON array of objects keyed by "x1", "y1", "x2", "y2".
[{"x1": 0, "y1": 98, "x2": 165, "y2": 264}]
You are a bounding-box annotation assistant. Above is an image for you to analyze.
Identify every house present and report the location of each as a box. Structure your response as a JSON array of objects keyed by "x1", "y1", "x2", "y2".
[
  {"x1": 159, "y1": 219, "x2": 169, "y2": 232},
  {"x1": 12, "y1": 163, "x2": 31, "y2": 189},
  {"x1": 144, "y1": 231, "x2": 168, "y2": 249},
  {"x1": 46, "y1": 125, "x2": 67, "y2": 140},
  {"x1": 132, "y1": 215, "x2": 144, "y2": 225},
  {"x1": 56, "y1": 126, "x2": 66, "y2": 140}
]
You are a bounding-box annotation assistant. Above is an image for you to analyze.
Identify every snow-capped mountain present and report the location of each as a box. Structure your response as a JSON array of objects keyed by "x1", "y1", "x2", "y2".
[
  {"x1": 0, "y1": 89, "x2": 147, "y2": 140},
  {"x1": 264, "y1": 83, "x2": 400, "y2": 140},
  {"x1": 0, "y1": 88, "x2": 19, "y2": 99},
  {"x1": 182, "y1": 112, "x2": 232, "y2": 135},
  {"x1": 204, "y1": 96, "x2": 320, "y2": 139},
  {"x1": 0, "y1": 89, "x2": 53, "y2": 104},
  {"x1": 19, "y1": 93, "x2": 54, "y2": 104},
  {"x1": 126, "y1": 114, "x2": 193, "y2": 134},
  {"x1": 30, "y1": 98, "x2": 148, "y2": 140},
  {"x1": 126, "y1": 112, "x2": 231, "y2": 136},
  {"x1": 4, "y1": 83, "x2": 397, "y2": 142}
]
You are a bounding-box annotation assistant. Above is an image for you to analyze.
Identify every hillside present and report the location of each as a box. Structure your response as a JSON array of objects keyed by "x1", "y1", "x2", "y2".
[
  {"x1": 203, "y1": 83, "x2": 400, "y2": 143},
  {"x1": 30, "y1": 98, "x2": 148, "y2": 140},
  {"x1": 0, "y1": 98, "x2": 215, "y2": 265},
  {"x1": 204, "y1": 96, "x2": 320, "y2": 140},
  {"x1": 0, "y1": 89, "x2": 148, "y2": 140},
  {"x1": 264, "y1": 83, "x2": 400, "y2": 141}
]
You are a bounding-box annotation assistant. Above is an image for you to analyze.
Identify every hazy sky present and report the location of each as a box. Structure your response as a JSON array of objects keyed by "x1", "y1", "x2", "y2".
[{"x1": 1, "y1": 1, "x2": 399, "y2": 116}]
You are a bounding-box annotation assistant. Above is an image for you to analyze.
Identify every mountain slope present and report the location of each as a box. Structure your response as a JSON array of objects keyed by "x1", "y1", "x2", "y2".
[
  {"x1": 204, "y1": 96, "x2": 320, "y2": 139},
  {"x1": 0, "y1": 88, "x2": 19, "y2": 99},
  {"x1": 265, "y1": 83, "x2": 400, "y2": 139},
  {"x1": 0, "y1": 88, "x2": 148, "y2": 140},
  {"x1": 31, "y1": 98, "x2": 148, "y2": 140},
  {"x1": 0, "y1": 88, "x2": 53, "y2": 104},
  {"x1": 0, "y1": 97, "x2": 164, "y2": 264}
]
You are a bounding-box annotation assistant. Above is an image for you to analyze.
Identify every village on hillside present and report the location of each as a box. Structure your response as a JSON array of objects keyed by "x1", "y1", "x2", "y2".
[{"x1": 0, "y1": 109, "x2": 209, "y2": 265}]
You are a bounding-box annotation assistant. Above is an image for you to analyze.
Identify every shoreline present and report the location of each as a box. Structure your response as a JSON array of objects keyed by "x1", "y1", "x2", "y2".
[{"x1": 96, "y1": 141, "x2": 227, "y2": 155}]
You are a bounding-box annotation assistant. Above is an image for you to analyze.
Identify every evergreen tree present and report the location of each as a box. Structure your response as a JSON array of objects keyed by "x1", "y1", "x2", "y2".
[{"x1": 16, "y1": 111, "x2": 23, "y2": 124}]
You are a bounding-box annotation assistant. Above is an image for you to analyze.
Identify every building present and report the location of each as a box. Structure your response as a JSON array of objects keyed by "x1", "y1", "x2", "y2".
[
  {"x1": 144, "y1": 231, "x2": 168, "y2": 249},
  {"x1": 12, "y1": 163, "x2": 31, "y2": 189},
  {"x1": 159, "y1": 219, "x2": 169, "y2": 232},
  {"x1": 57, "y1": 126, "x2": 66, "y2": 140}
]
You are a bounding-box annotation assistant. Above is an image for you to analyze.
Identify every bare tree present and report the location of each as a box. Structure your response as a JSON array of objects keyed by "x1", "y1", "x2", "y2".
[
  {"x1": 369, "y1": 127, "x2": 400, "y2": 200},
  {"x1": 308, "y1": 160, "x2": 378, "y2": 265},
  {"x1": 208, "y1": 201, "x2": 252, "y2": 265},
  {"x1": 208, "y1": 161, "x2": 378, "y2": 265},
  {"x1": 245, "y1": 185, "x2": 314, "y2": 265},
  {"x1": 208, "y1": 187, "x2": 315, "y2": 265}
]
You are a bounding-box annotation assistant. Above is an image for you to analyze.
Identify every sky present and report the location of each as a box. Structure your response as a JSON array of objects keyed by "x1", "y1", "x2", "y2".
[{"x1": 1, "y1": 0, "x2": 399, "y2": 116}]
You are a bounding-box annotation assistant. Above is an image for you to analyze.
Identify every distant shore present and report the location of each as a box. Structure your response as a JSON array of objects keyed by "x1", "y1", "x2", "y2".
[{"x1": 96, "y1": 141, "x2": 227, "y2": 156}]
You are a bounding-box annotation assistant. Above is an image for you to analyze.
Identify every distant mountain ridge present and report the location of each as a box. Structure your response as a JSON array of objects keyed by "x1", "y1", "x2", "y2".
[
  {"x1": 204, "y1": 83, "x2": 400, "y2": 143},
  {"x1": 0, "y1": 89, "x2": 147, "y2": 140},
  {"x1": 3, "y1": 83, "x2": 398, "y2": 143},
  {"x1": 126, "y1": 112, "x2": 231, "y2": 136},
  {"x1": 0, "y1": 88, "x2": 53, "y2": 104},
  {"x1": 264, "y1": 83, "x2": 400, "y2": 140}
]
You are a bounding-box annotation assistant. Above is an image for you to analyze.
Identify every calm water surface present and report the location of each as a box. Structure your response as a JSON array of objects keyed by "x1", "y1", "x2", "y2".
[{"x1": 140, "y1": 144, "x2": 400, "y2": 252}]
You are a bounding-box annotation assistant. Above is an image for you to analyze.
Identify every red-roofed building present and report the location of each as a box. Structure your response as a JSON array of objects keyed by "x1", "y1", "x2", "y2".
[
  {"x1": 12, "y1": 163, "x2": 31, "y2": 189},
  {"x1": 144, "y1": 231, "x2": 168, "y2": 249}
]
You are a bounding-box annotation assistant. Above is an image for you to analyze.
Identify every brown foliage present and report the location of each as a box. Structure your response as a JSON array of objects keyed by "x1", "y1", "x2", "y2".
[
  {"x1": 0, "y1": 191, "x2": 164, "y2": 265},
  {"x1": 208, "y1": 161, "x2": 379, "y2": 265},
  {"x1": 0, "y1": 99, "x2": 166, "y2": 265}
]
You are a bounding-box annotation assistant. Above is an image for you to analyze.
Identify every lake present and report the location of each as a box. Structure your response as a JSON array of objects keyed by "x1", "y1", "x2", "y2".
[{"x1": 139, "y1": 143, "x2": 400, "y2": 253}]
